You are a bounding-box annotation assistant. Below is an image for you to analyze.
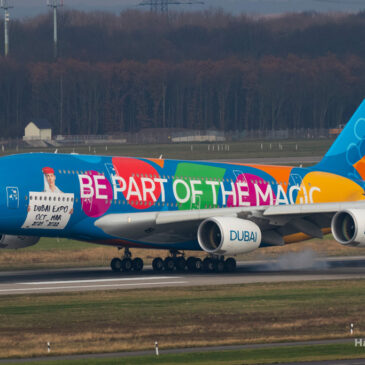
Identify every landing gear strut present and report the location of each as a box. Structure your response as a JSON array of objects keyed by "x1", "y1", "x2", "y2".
[{"x1": 110, "y1": 248, "x2": 144, "y2": 273}]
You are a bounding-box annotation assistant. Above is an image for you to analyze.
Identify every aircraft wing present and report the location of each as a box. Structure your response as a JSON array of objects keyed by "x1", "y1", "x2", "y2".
[{"x1": 94, "y1": 200, "x2": 365, "y2": 245}]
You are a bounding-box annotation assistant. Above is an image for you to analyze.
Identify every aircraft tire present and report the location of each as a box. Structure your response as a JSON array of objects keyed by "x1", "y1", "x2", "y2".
[
  {"x1": 110, "y1": 257, "x2": 122, "y2": 272},
  {"x1": 121, "y1": 258, "x2": 133, "y2": 272},
  {"x1": 152, "y1": 257, "x2": 164, "y2": 272},
  {"x1": 203, "y1": 257, "x2": 214, "y2": 272},
  {"x1": 164, "y1": 257, "x2": 175, "y2": 272},
  {"x1": 193, "y1": 258, "x2": 203, "y2": 272},
  {"x1": 175, "y1": 256, "x2": 186, "y2": 272},
  {"x1": 132, "y1": 258, "x2": 144, "y2": 272},
  {"x1": 225, "y1": 258, "x2": 236, "y2": 272},
  {"x1": 186, "y1": 257, "x2": 196, "y2": 271},
  {"x1": 214, "y1": 260, "x2": 225, "y2": 273}
]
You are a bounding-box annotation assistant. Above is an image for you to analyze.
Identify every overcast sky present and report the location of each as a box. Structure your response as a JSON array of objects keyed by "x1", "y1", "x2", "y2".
[{"x1": 7, "y1": 0, "x2": 365, "y2": 19}]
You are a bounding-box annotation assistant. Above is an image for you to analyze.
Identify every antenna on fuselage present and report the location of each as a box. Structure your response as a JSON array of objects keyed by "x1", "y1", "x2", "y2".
[
  {"x1": 54, "y1": 149, "x2": 58, "y2": 154},
  {"x1": 159, "y1": 154, "x2": 163, "y2": 159}
]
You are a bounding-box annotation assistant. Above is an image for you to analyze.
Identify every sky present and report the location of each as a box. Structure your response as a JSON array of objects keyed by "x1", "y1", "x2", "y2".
[{"x1": 5, "y1": 0, "x2": 365, "y2": 19}]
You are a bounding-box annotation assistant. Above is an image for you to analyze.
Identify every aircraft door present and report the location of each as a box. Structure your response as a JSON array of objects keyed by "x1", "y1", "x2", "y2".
[
  {"x1": 6, "y1": 187, "x2": 19, "y2": 209},
  {"x1": 191, "y1": 195, "x2": 201, "y2": 210},
  {"x1": 290, "y1": 173, "x2": 303, "y2": 187},
  {"x1": 233, "y1": 170, "x2": 244, "y2": 179},
  {"x1": 105, "y1": 163, "x2": 116, "y2": 178}
]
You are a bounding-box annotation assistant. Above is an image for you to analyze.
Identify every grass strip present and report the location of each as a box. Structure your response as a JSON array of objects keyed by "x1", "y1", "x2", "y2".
[
  {"x1": 2, "y1": 343, "x2": 365, "y2": 365},
  {"x1": 1, "y1": 139, "x2": 332, "y2": 161},
  {"x1": 0, "y1": 281, "x2": 364, "y2": 358}
]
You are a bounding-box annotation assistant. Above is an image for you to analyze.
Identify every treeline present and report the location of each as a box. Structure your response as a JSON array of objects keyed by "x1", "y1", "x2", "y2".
[
  {"x1": 3, "y1": 10, "x2": 365, "y2": 63},
  {"x1": 0, "y1": 10, "x2": 364, "y2": 137},
  {"x1": 1, "y1": 55, "x2": 364, "y2": 137}
]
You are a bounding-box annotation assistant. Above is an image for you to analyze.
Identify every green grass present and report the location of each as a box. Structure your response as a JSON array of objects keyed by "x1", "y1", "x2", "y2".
[
  {"x1": 1, "y1": 139, "x2": 333, "y2": 161},
  {"x1": 2, "y1": 343, "x2": 364, "y2": 365},
  {"x1": 0, "y1": 281, "x2": 364, "y2": 358}
]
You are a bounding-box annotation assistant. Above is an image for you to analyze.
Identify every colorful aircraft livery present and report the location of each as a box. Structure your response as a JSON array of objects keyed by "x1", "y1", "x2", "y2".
[{"x1": 2, "y1": 100, "x2": 365, "y2": 273}]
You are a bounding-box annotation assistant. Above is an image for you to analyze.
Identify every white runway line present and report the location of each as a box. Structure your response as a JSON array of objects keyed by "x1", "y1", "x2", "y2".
[
  {"x1": 0, "y1": 281, "x2": 187, "y2": 293},
  {"x1": 21, "y1": 276, "x2": 182, "y2": 285}
]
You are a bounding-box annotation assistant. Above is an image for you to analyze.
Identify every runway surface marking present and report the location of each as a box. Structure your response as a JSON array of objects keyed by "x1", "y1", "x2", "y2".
[
  {"x1": 21, "y1": 276, "x2": 181, "y2": 285},
  {"x1": 0, "y1": 280, "x2": 187, "y2": 293}
]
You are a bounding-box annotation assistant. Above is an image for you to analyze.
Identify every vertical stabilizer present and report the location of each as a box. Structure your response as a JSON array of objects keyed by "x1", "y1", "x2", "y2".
[{"x1": 315, "y1": 100, "x2": 365, "y2": 180}]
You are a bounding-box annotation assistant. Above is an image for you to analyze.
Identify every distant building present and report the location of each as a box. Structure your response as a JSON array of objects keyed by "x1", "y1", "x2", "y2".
[
  {"x1": 23, "y1": 119, "x2": 52, "y2": 141},
  {"x1": 171, "y1": 130, "x2": 226, "y2": 143}
]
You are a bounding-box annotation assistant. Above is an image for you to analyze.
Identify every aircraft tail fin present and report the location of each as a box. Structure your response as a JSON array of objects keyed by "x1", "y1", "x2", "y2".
[{"x1": 315, "y1": 99, "x2": 365, "y2": 179}]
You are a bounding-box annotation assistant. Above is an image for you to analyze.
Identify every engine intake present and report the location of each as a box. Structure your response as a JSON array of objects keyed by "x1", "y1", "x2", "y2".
[
  {"x1": 331, "y1": 209, "x2": 365, "y2": 247},
  {"x1": 197, "y1": 217, "x2": 261, "y2": 255}
]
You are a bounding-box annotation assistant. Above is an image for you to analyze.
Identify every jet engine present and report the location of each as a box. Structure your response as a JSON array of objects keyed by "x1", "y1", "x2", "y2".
[
  {"x1": 0, "y1": 235, "x2": 40, "y2": 249},
  {"x1": 331, "y1": 209, "x2": 365, "y2": 247},
  {"x1": 197, "y1": 217, "x2": 261, "y2": 255}
]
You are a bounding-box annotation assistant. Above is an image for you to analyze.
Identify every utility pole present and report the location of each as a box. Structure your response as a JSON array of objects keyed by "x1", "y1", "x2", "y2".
[
  {"x1": 1, "y1": 0, "x2": 13, "y2": 57},
  {"x1": 139, "y1": 0, "x2": 204, "y2": 14},
  {"x1": 47, "y1": 0, "x2": 63, "y2": 59}
]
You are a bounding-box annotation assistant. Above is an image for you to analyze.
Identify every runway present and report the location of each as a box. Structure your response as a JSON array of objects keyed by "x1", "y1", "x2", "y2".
[{"x1": 0, "y1": 255, "x2": 365, "y2": 295}]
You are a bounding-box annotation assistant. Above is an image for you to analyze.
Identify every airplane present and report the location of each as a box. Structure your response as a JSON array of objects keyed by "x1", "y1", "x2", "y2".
[{"x1": 1, "y1": 100, "x2": 365, "y2": 273}]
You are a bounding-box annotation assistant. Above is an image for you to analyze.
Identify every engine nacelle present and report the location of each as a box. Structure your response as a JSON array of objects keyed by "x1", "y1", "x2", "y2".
[
  {"x1": 0, "y1": 235, "x2": 39, "y2": 249},
  {"x1": 197, "y1": 217, "x2": 261, "y2": 255},
  {"x1": 331, "y1": 209, "x2": 365, "y2": 247}
]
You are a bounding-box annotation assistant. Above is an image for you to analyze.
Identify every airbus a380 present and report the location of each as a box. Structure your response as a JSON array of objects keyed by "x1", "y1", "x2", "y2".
[{"x1": 1, "y1": 101, "x2": 365, "y2": 273}]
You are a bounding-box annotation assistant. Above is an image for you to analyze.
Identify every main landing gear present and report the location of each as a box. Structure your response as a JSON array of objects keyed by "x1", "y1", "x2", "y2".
[
  {"x1": 152, "y1": 250, "x2": 236, "y2": 273},
  {"x1": 110, "y1": 248, "x2": 237, "y2": 273},
  {"x1": 110, "y1": 248, "x2": 144, "y2": 273}
]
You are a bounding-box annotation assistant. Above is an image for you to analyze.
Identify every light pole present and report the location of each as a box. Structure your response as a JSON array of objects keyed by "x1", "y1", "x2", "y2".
[
  {"x1": 1, "y1": 0, "x2": 13, "y2": 57},
  {"x1": 47, "y1": 0, "x2": 63, "y2": 59}
]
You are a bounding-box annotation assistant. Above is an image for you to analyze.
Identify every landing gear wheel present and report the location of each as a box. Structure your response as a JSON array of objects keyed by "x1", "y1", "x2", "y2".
[
  {"x1": 164, "y1": 257, "x2": 176, "y2": 272},
  {"x1": 111, "y1": 258, "x2": 122, "y2": 272},
  {"x1": 186, "y1": 257, "x2": 196, "y2": 271},
  {"x1": 121, "y1": 257, "x2": 133, "y2": 272},
  {"x1": 193, "y1": 258, "x2": 202, "y2": 272},
  {"x1": 175, "y1": 256, "x2": 186, "y2": 271},
  {"x1": 203, "y1": 257, "x2": 214, "y2": 272},
  {"x1": 214, "y1": 260, "x2": 225, "y2": 273},
  {"x1": 152, "y1": 257, "x2": 164, "y2": 272},
  {"x1": 225, "y1": 258, "x2": 236, "y2": 272},
  {"x1": 132, "y1": 257, "x2": 144, "y2": 272}
]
